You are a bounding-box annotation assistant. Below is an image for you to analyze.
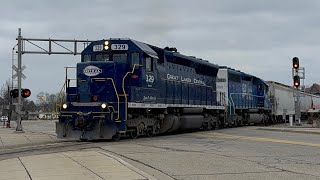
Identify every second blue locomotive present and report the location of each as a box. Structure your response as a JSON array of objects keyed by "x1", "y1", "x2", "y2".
[{"x1": 56, "y1": 39, "x2": 271, "y2": 140}]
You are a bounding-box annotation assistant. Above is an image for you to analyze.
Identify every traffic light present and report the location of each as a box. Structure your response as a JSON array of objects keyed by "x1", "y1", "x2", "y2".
[
  {"x1": 293, "y1": 75, "x2": 300, "y2": 87},
  {"x1": 21, "y1": 89, "x2": 31, "y2": 98},
  {"x1": 9, "y1": 89, "x2": 31, "y2": 98},
  {"x1": 10, "y1": 89, "x2": 19, "y2": 98},
  {"x1": 292, "y1": 57, "x2": 299, "y2": 69},
  {"x1": 312, "y1": 105, "x2": 316, "y2": 110}
]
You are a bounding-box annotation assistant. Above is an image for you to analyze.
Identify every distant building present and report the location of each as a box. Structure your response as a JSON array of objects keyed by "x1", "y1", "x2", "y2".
[
  {"x1": 27, "y1": 111, "x2": 58, "y2": 120},
  {"x1": 306, "y1": 83, "x2": 320, "y2": 95}
]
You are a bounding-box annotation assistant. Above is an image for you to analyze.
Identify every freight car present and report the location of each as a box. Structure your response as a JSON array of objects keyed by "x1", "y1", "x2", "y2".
[
  {"x1": 267, "y1": 81, "x2": 320, "y2": 121},
  {"x1": 56, "y1": 39, "x2": 271, "y2": 140}
]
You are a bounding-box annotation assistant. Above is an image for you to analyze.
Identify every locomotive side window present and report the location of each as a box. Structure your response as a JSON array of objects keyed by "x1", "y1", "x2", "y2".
[
  {"x1": 146, "y1": 57, "x2": 153, "y2": 72},
  {"x1": 131, "y1": 53, "x2": 140, "y2": 65},
  {"x1": 83, "y1": 55, "x2": 91, "y2": 62},
  {"x1": 113, "y1": 53, "x2": 127, "y2": 63},
  {"x1": 96, "y1": 54, "x2": 110, "y2": 61},
  {"x1": 258, "y1": 84, "x2": 264, "y2": 91}
]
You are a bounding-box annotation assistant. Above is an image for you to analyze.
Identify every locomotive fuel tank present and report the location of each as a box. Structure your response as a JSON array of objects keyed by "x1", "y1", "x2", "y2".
[{"x1": 179, "y1": 115, "x2": 205, "y2": 130}]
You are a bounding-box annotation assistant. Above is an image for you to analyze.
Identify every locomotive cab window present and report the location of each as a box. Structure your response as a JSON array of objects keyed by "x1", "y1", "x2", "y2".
[
  {"x1": 113, "y1": 53, "x2": 127, "y2": 63},
  {"x1": 131, "y1": 53, "x2": 140, "y2": 65},
  {"x1": 146, "y1": 57, "x2": 153, "y2": 72},
  {"x1": 83, "y1": 55, "x2": 91, "y2": 62},
  {"x1": 96, "y1": 54, "x2": 110, "y2": 61}
]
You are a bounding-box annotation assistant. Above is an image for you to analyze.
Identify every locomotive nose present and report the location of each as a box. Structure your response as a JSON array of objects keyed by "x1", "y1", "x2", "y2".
[{"x1": 77, "y1": 62, "x2": 116, "y2": 103}]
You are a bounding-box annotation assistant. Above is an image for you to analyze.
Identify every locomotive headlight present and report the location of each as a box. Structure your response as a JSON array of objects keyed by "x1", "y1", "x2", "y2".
[
  {"x1": 62, "y1": 103, "x2": 68, "y2": 109},
  {"x1": 101, "y1": 103, "x2": 107, "y2": 109},
  {"x1": 104, "y1": 41, "x2": 109, "y2": 50}
]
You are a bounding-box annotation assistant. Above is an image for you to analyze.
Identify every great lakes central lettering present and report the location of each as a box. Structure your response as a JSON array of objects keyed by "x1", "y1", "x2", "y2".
[{"x1": 166, "y1": 74, "x2": 206, "y2": 86}]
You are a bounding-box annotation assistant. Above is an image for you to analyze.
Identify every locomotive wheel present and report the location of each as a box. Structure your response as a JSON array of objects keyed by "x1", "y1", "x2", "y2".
[
  {"x1": 146, "y1": 127, "x2": 153, "y2": 137},
  {"x1": 112, "y1": 132, "x2": 121, "y2": 141},
  {"x1": 129, "y1": 128, "x2": 138, "y2": 139}
]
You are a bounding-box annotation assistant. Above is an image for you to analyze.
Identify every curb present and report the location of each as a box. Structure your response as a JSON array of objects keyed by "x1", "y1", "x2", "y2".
[
  {"x1": 98, "y1": 151, "x2": 157, "y2": 180},
  {"x1": 257, "y1": 128, "x2": 320, "y2": 135}
]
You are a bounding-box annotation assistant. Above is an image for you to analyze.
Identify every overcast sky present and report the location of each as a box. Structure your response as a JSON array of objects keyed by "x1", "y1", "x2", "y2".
[{"x1": 1, "y1": 0, "x2": 320, "y2": 100}]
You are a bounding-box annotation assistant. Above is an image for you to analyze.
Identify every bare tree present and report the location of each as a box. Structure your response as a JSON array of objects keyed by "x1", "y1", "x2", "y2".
[
  {"x1": 36, "y1": 92, "x2": 58, "y2": 112},
  {"x1": 0, "y1": 79, "x2": 11, "y2": 116}
]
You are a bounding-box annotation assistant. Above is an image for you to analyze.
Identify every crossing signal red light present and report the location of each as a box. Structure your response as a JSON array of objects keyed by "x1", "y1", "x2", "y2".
[
  {"x1": 21, "y1": 89, "x2": 31, "y2": 98},
  {"x1": 9, "y1": 89, "x2": 31, "y2": 98},
  {"x1": 292, "y1": 57, "x2": 299, "y2": 70},
  {"x1": 10, "y1": 89, "x2": 19, "y2": 98},
  {"x1": 293, "y1": 75, "x2": 300, "y2": 88}
]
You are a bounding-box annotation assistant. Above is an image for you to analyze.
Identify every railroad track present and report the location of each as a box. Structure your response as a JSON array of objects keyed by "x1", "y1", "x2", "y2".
[{"x1": 0, "y1": 140, "x2": 96, "y2": 161}]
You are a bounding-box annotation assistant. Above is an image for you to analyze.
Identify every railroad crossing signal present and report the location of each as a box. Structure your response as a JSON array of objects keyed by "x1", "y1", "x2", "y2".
[
  {"x1": 291, "y1": 56, "x2": 305, "y2": 126},
  {"x1": 10, "y1": 89, "x2": 19, "y2": 98},
  {"x1": 12, "y1": 65, "x2": 26, "y2": 79},
  {"x1": 10, "y1": 88, "x2": 31, "y2": 98},
  {"x1": 292, "y1": 57, "x2": 299, "y2": 70},
  {"x1": 293, "y1": 75, "x2": 300, "y2": 88},
  {"x1": 291, "y1": 56, "x2": 305, "y2": 87},
  {"x1": 21, "y1": 89, "x2": 31, "y2": 98}
]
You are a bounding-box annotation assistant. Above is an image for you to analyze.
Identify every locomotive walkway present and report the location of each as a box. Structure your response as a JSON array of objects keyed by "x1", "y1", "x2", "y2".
[{"x1": 0, "y1": 125, "x2": 156, "y2": 180}]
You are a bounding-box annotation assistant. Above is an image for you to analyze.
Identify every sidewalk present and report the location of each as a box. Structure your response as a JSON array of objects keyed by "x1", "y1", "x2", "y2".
[
  {"x1": 0, "y1": 126, "x2": 58, "y2": 148},
  {"x1": 257, "y1": 126, "x2": 320, "y2": 135},
  {"x1": 0, "y1": 126, "x2": 156, "y2": 180},
  {"x1": 0, "y1": 150, "x2": 155, "y2": 180}
]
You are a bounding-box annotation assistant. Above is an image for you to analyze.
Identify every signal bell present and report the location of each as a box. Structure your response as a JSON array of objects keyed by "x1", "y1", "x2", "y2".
[
  {"x1": 292, "y1": 57, "x2": 299, "y2": 69},
  {"x1": 293, "y1": 75, "x2": 300, "y2": 88}
]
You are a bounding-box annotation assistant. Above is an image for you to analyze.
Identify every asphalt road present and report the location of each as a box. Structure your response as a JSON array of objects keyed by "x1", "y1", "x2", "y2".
[{"x1": 20, "y1": 120, "x2": 320, "y2": 180}]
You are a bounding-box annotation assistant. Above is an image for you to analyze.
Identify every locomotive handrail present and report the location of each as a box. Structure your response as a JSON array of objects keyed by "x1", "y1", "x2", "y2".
[
  {"x1": 64, "y1": 66, "x2": 76, "y2": 88},
  {"x1": 122, "y1": 64, "x2": 138, "y2": 121},
  {"x1": 228, "y1": 98, "x2": 234, "y2": 115},
  {"x1": 56, "y1": 66, "x2": 76, "y2": 112},
  {"x1": 91, "y1": 78, "x2": 120, "y2": 120},
  {"x1": 56, "y1": 81, "x2": 67, "y2": 112}
]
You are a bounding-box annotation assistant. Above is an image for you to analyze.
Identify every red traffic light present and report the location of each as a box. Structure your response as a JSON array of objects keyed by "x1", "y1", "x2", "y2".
[
  {"x1": 21, "y1": 89, "x2": 31, "y2": 98},
  {"x1": 312, "y1": 105, "x2": 316, "y2": 110},
  {"x1": 293, "y1": 75, "x2": 300, "y2": 88},
  {"x1": 292, "y1": 57, "x2": 299, "y2": 69}
]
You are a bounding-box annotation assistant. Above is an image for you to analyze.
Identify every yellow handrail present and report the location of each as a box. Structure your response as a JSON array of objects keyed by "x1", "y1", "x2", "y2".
[
  {"x1": 122, "y1": 64, "x2": 137, "y2": 121},
  {"x1": 92, "y1": 78, "x2": 120, "y2": 121}
]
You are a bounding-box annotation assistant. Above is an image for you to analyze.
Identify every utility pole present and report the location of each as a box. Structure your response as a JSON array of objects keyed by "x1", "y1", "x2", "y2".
[{"x1": 16, "y1": 28, "x2": 23, "y2": 132}]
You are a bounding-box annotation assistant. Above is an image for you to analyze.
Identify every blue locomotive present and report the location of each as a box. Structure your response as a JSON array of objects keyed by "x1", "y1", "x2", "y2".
[{"x1": 56, "y1": 38, "x2": 271, "y2": 140}]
